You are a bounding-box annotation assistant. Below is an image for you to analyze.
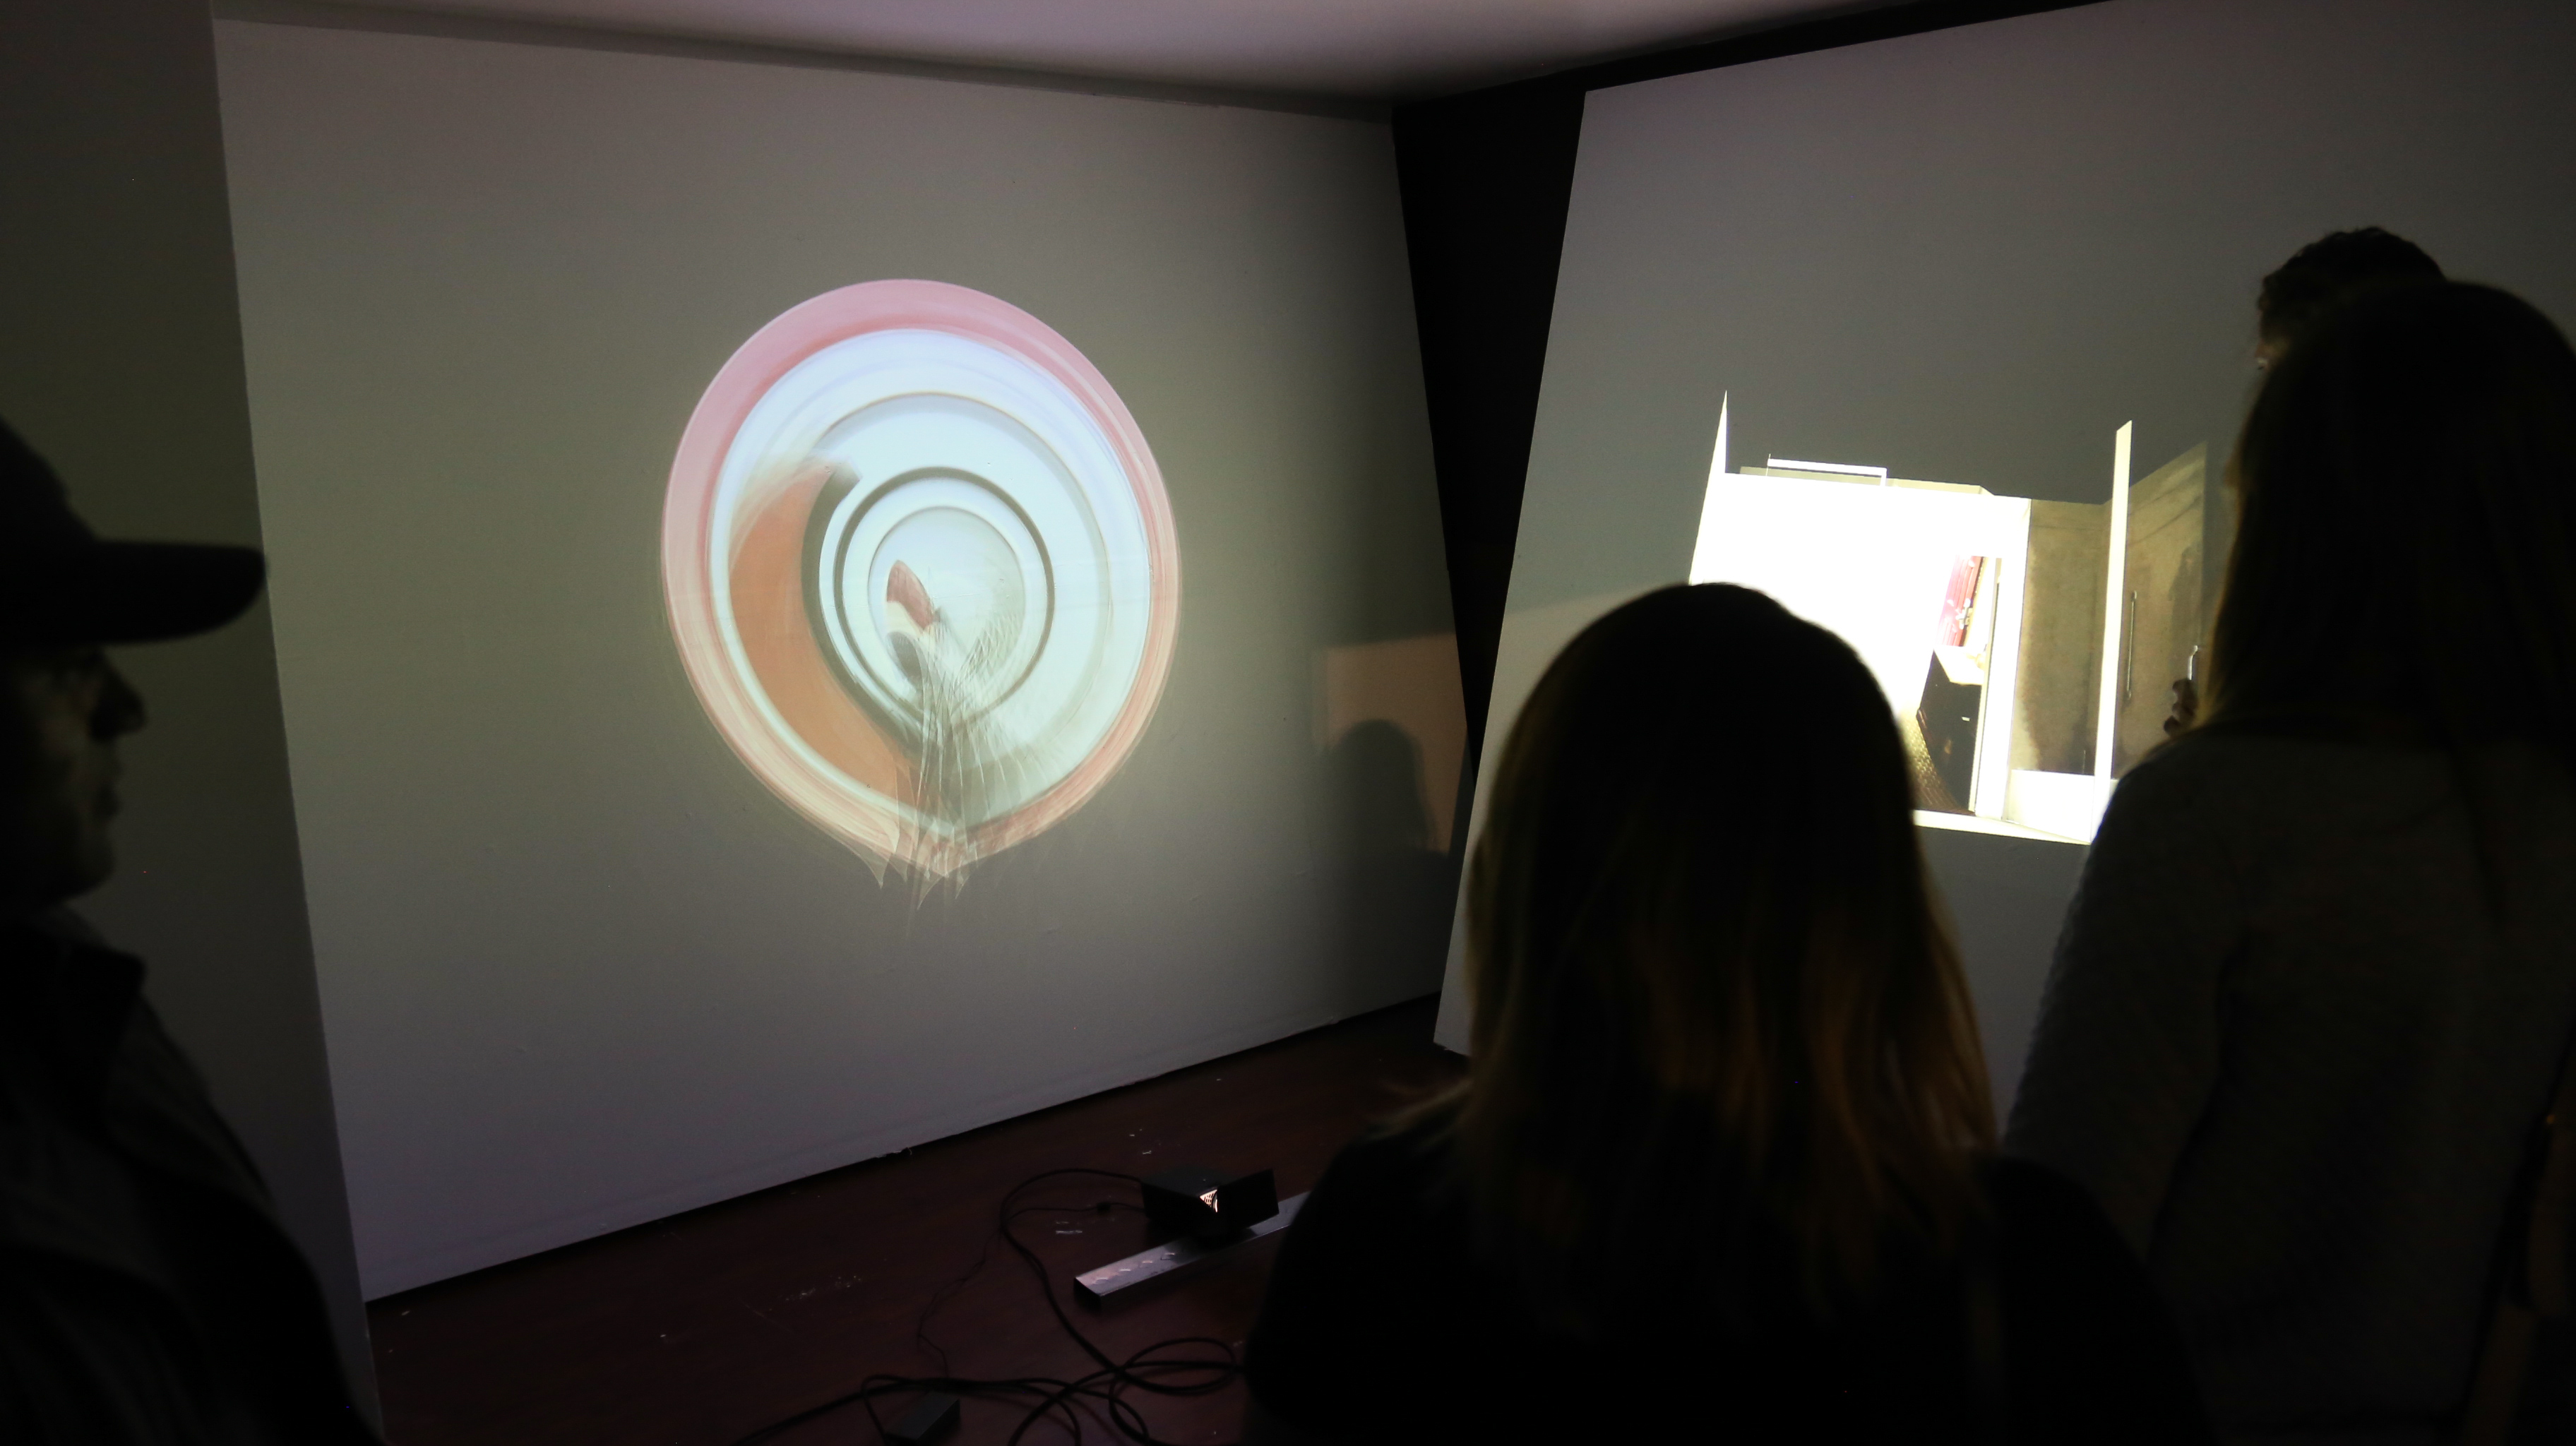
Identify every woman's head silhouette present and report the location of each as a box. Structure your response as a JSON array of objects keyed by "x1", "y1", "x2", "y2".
[{"x1": 1446, "y1": 582, "x2": 1993, "y2": 1327}]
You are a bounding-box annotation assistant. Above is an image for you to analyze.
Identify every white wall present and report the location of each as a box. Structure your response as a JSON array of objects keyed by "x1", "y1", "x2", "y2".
[{"x1": 215, "y1": 19, "x2": 1455, "y2": 1296}]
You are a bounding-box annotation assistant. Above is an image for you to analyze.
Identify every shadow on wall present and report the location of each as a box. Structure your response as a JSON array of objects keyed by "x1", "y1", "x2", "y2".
[
  {"x1": 1318, "y1": 636, "x2": 1468, "y2": 1003},
  {"x1": 1318, "y1": 634, "x2": 1466, "y2": 851}
]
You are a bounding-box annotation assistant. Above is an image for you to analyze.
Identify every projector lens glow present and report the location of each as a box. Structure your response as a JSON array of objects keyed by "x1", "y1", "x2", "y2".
[{"x1": 663, "y1": 281, "x2": 1179, "y2": 883}]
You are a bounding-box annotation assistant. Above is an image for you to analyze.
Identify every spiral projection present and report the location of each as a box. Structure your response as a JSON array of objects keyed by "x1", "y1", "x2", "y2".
[{"x1": 664, "y1": 281, "x2": 1180, "y2": 885}]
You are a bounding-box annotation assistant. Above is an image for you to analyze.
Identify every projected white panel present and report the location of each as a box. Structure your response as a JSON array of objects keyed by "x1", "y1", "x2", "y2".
[
  {"x1": 1692, "y1": 470, "x2": 2029, "y2": 813},
  {"x1": 1686, "y1": 404, "x2": 2194, "y2": 843}
]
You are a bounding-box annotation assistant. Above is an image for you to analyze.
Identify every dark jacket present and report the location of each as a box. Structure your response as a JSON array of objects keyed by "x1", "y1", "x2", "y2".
[
  {"x1": 1245, "y1": 1120, "x2": 2213, "y2": 1444},
  {"x1": 0, "y1": 910, "x2": 372, "y2": 1443},
  {"x1": 2008, "y1": 732, "x2": 2576, "y2": 1444}
]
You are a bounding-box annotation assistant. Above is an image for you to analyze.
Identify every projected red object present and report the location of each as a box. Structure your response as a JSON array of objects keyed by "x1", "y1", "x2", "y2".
[{"x1": 664, "y1": 281, "x2": 1180, "y2": 884}]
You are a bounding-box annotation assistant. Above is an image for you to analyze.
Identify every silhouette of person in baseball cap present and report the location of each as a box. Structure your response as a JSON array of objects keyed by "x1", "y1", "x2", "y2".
[
  {"x1": 1, "y1": 416, "x2": 375, "y2": 1442},
  {"x1": 1, "y1": 419, "x2": 266, "y2": 650}
]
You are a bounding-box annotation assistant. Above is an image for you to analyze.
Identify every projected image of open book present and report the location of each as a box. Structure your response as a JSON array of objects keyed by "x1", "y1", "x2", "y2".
[{"x1": 1688, "y1": 400, "x2": 2207, "y2": 843}]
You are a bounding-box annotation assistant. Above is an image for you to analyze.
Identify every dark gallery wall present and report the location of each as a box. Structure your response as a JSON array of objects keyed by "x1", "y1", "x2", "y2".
[
  {"x1": 0, "y1": 0, "x2": 376, "y2": 1414},
  {"x1": 1392, "y1": 83, "x2": 1583, "y2": 761}
]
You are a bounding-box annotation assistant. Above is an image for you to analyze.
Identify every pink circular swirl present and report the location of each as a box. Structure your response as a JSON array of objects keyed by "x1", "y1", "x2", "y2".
[{"x1": 662, "y1": 280, "x2": 1180, "y2": 873}]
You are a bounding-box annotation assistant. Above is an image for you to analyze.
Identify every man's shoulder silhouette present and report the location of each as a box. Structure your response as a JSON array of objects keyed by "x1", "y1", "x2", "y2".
[{"x1": 0, "y1": 418, "x2": 371, "y2": 1444}]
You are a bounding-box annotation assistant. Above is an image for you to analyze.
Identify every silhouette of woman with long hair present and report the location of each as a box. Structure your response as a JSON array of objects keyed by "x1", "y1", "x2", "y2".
[
  {"x1": 2011, "y1": 281, "x2": 2576, "y2": 1442},
  {"x1": 1247, "y1": 584, "x2": 2210, "y2": 1443}
]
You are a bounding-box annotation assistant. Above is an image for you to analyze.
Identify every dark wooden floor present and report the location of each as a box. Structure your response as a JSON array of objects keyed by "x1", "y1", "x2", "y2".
[{"x1": 369, "y1": 996, "x2": 1462, "y2": 1446}]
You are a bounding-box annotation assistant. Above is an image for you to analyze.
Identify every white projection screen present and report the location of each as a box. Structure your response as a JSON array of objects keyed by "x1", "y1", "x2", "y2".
[
  {"x1": 215, "y1": 20, "x2": 1460, "y2": 1296},
  {"x1": 1436, "y1": 0, "x2": 2576, "y2": 1102}
]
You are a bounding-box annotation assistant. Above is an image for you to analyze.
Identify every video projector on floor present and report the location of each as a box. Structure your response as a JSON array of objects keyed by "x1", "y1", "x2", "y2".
[{"x1": 1140, "y1": 1164, "x2": 1279, "y2": 1238}]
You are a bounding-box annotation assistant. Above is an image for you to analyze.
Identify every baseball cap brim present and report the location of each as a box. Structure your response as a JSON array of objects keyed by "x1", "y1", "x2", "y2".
[{"x1": 8, "y1": 541, "x2": 267, "y2": 647}]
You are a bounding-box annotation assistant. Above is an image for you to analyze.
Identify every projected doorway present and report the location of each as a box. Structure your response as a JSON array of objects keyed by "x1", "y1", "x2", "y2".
[
  {"x1": 1688, "y1": 400, "x2": 2205, "y2": 844},
  {"x1": 664, "y1": 281, "x2": 1181, "y2": 884}
]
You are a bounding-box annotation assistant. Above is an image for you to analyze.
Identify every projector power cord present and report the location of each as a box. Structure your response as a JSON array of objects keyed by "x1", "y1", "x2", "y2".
[{"x1": 729, "y1": 1167, "x2": 1247, "y2": 1446}]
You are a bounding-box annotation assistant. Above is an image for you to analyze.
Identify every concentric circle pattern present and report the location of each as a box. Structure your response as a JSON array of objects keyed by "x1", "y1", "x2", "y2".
[{"x1": 664, "y1": 281, "x2": 1179, "y2": 883}]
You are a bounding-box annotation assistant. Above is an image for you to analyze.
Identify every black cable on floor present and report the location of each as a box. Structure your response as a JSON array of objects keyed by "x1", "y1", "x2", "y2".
[{"x1": 729, "y1": 1167, "x2": 1250, "y2": 1446}]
